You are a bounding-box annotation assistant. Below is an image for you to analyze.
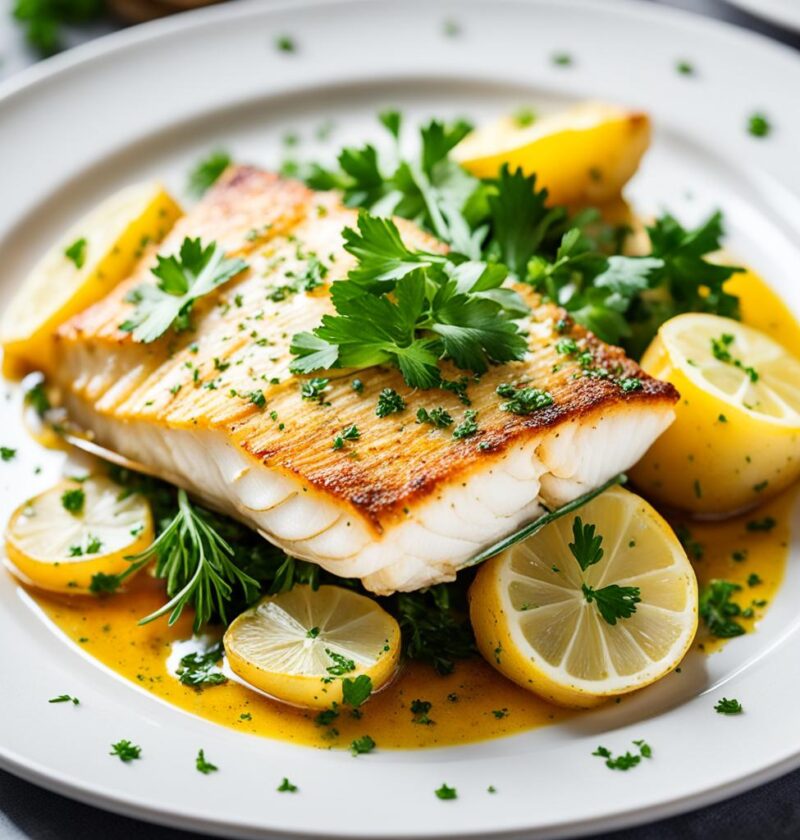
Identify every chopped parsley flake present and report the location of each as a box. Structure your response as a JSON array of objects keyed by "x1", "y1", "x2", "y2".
[
  {"x1": 277, "y1": 777, "x2": 298, "y2": 792},
  {"x1": 435, "y1": 783, "x2": 458, "y2": 800},
  {"x1": 496, "y1": 383, "x2": 554, "y2": 414},
  {"x1": 375, "y1": 388, "x2": 406, "y2": 418},
  {"x1": 64, "y1": 237, "x2": 87, "y2": 268},
  {"x1": 452, "y1": 409, "x2": 478, "y2": 440},
  {"x1": 710, "y1": 333, "x2": 758, "y2": 382},
  {"x1": 0, "y1": 447, "x2": 16, "y2": 462},
  {"x1": 715, "y1": 697, "x2": 743, "y2": 715},
  {"x1": 248, "y1": 390, "x2": 267, "y2": 409},
  {"x1": 551, "y1": 52, "x2": 573, "y2": 66},
  {"x1": 301, "y1": 377, "x2": 330, "y2": 403},
  {"x1": 676, "y1": 60, "x2": 695, "y2": 76},
  {"x1": 48, "y1": 694, "x2": 79, "y2": 705},
  {"x1": 699, "y1": 580, "x2": 745, "y2": 638},
  {"x1": 513, "y1": 107, "x2": 536, "y2": 128},
  {"x1": 275, "y1": 35, "x2": 296, "y2": 53},
  {"x1": 110, "y1": 739, "x2": 141, "y2": 762},
  {"x1": 410, "y1": 698, "x2": 434, "y2": 725},
  {"x1": 748, "y1": 112, "x2": 771, "y2": 138},
  {"x1": 61, "y1": 487, "x2": 85, "y2": 515},
  {"x1": 416, "y1": 406, "x2": 453, "y2": 428},
  {"x1": 325, "y1": 649, "x2": 356, "y2": 676},
  {"x1": 350, "y1": 734, "x2": 376, "y2": 756},
  {"x1": 746, "y1": 516, "x2": 776, "y2": 532},
  {"x1": 195, "y1": 749, "x2": 218, "y2": 774},
  {"x1": 176, "y1": 643, "x2": 227, "y2": 688},
  {"x1": 593, "y1": 740, "x2": 652, "y2": 770}
]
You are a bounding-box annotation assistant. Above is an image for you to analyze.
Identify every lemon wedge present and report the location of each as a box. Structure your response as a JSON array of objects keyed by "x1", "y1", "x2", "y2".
[
  {"x1": 469, "y1": 486, "x2": 697, "y2": 708},
  {"x1": 224, "y1": 585, "x2": 401, "y2": 709},
  {"x1": 1, "y1": 182, "x2": 182, "y2": 376},
  {"x1": 631, "y1": 313, "x2": 800, "y2": 516},
  {"x1": 452, "y1": 101, "x2": 651, "y2": 206},
  {"x1": 5, "y1": 477, "x2": 154, "y2": 594}
]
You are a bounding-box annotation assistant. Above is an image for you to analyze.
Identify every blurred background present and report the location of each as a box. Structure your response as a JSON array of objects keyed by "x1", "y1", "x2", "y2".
[{"x1": 0, "y1": 0, "x2": 798, "y2": 80}]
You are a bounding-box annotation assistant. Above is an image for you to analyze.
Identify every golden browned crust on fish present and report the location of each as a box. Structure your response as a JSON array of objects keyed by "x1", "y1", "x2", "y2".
[{"x1": 56, "y1": 166, "x2": 678, "y2": 532}]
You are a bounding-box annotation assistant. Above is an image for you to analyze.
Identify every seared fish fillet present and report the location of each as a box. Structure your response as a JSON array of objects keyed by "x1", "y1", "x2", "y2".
[{"x1": 55, "y1": 167, "x2": 678, "y2": 594}]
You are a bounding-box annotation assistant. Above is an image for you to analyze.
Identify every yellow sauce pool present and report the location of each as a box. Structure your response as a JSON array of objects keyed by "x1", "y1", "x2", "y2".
[
  {"x1": 27, "y1": 576, "x2": 573, "y2": 749},
  {"x1": 10, "y1": 267, "x2": 800, "y2": 749}
]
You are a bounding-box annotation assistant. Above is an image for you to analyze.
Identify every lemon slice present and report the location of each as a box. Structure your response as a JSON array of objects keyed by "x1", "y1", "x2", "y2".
[
  {"x1": 452, "y1": 101, "x2": 651, "y2": 206},
  {"x1": 1, "y1": 183, "x2": 182, "y2": 376},
  {"x1": 224, "y1": 585, "x2": 401, "y2": 709},
  {"x1": 5, "y1": 477, "x2": 154, "y2": 593},
  {"x1": 631, "y1": 313, "x2": 800, "y2": 515},
  {"x1": 469, "y1": 486, "x2": 697, "y2": 708}
]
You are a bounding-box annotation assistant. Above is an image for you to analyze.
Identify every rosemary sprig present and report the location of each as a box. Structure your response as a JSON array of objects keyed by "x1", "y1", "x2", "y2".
[{"x1": 122, "y1": 489, "x2": 259, "y2": 630}]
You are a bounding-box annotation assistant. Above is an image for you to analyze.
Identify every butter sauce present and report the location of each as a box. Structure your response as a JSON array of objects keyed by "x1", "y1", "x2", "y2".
[{"x1": 11, "y1": 269, "x2": 800, "y2": 749}]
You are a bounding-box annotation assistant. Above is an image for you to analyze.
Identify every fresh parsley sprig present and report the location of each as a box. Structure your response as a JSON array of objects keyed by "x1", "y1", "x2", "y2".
[
  {"x1": 120, "y1": 238, "x2": 248, "y2": 343},
  {"x1": 568, "y1": 517, "x2": 641, "y2": 625},
  {"x1": 290, "y1": 212, "x2": 529, "y2": 388}
]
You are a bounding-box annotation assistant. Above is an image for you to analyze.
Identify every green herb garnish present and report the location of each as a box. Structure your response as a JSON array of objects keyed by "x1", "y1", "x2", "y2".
[
  {"x1": 120, "y1": 238, "x2": 248, "y2": 342},
  {"x1": 195, "y1": 749, "x2": 218, "y2": 774},
  {"x1": 61, "y1": 487, "x2": 85, "y2": 515},
  {"x1": 715, "y1": 697, "x2": 743, "y2": 715},
  {"x1": 110, "y1": 739, "x2": 141, "y2": 762},
  {"x1": 699, "y1": 580, "x2": 745, "y2": 638},
  {"x1": 64, "y1": 237, "x2": 87, "y2": 269},
  {"x1": 435, "y1": 783, "x2": 457, "y2": 800},
  {"x1": 188, "y1": 149, "x2": 231, "y2": 197}
]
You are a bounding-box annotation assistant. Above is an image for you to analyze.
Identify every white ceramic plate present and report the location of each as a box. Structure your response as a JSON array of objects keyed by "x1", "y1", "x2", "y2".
[
  {"x1": 2, "y1": 0, "x2": 800, "y2": 837},
  {"x1": 723, "y1": 0, "x2": 800, "y2": 33}
]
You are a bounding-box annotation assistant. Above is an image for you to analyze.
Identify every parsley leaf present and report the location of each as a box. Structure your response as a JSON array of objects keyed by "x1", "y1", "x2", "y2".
[
  {"x1": 582, "y1": 582, "x2": 641, "y2": 625},
  {"x1": 568, "y1": 517, "x2": 640, "y2": 624},
  {"x1": 290, "y1": 213, "x2": 529, "y2": 389},
  {"x1": 484, "y1": 166, "x2": 564, "y2": 276},
  {"x1": 188, "y1": 150, "x2": 231, "y2": 197},
  {"x1": 342, "y1": 674, "x2": 373, "y2": 707},
  {"x1": 568, "y1": 517, "x2": 604, "y2": 571},
  {"x1": 0, "y1": 447, "x2": 17, "y2": 462},
  {"x1": 120, "y1": 238, "x2": 248, "y2": 343}
]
